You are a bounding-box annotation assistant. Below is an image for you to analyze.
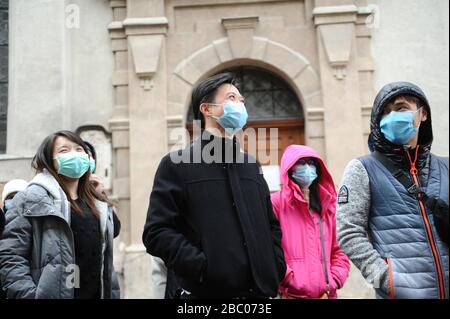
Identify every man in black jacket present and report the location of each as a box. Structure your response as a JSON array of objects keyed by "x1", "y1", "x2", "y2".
[{"x1": 142, "y1": 72, "x2": 286, "y2": 298}]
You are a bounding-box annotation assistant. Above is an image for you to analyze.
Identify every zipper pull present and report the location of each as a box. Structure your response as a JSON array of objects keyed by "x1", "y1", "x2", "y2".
[{"x1": 410, "y1": 165, "x2": 418, "y2": 176}]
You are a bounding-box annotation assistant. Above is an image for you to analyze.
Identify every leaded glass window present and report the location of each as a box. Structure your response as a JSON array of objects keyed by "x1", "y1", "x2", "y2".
[{"x1": 187, "y1": 66, "x2": 303, "y2": 122}]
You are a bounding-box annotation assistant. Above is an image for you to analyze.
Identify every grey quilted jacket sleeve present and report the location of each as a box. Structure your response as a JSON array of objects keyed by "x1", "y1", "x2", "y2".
[
  {"x1": 0, "y1": 192, "x2": 37, "y2": 299},
  {"x1": 336, "y1": 159, "x2": 390, "y2": 294}
]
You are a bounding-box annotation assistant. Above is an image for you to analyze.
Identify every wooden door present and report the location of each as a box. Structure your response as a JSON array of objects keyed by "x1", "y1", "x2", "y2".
[{"x1": 241, "y1": 119, "x2": 304, "y2": 165}]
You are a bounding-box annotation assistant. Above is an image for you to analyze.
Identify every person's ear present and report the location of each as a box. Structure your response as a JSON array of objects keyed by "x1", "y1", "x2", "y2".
[
  {"x1": 200, "y1": 103, "x2": 212, "y2": 117},
  {"x1": 420, "y1": 107, "x2": 428, "y2": 122}
]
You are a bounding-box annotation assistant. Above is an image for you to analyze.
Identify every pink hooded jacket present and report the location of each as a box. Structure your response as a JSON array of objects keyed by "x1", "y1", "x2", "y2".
[{"x1": 271, "y1": 145, "x2": 350, "y2": 299}]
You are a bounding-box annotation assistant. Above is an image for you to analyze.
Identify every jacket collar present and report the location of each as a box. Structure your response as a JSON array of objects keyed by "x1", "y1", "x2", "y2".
[
  {"x1": 28, "y1": 169, "x2": 63, "y2": 201},
  {"x1": 192, "y1": 129, "x2": 245, "y2": 163},
  {"x1": 24, "y1": 170, "x2": 110, "y2": 233},
  {"x1": 24, "y1": 170, "x2": 70, "y2": 222},
  {"x1": 97, "y1": 200, "x2": 109, "y2": 236},
  {"x1": 289, "y1": 179, "x2": 334, "y2": 214}
]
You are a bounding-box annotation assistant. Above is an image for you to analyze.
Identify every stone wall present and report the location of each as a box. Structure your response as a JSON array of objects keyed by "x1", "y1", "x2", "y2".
[{"x1": 371, "y1": 0, "x2": 449, "y2": 156}]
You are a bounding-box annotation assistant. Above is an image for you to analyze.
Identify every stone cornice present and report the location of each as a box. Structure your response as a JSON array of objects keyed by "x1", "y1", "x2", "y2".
[
  {"x1": 123, "y1": 17, "x2": 169, "y2": 27},
  {"x1": 313, "y1": 5, "x2": 358, "y2": 26},
  {"x1": 221, "y1": 16, "x2": 259, "y2": 30},
  {"x1": 313, "y1": 5, "x2": 358, "y2": 16},
  {"x1": 123, "y1": 17, "x2": 169, "y2": 36}
]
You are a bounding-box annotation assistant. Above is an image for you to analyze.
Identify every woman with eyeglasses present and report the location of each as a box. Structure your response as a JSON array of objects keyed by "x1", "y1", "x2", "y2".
[{"x1": 271, "y1": 145, "x2": 350, "y2": 299}]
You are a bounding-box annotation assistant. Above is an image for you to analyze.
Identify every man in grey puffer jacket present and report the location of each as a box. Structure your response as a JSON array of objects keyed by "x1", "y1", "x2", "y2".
[{"x1": 337, "y1": 82, "x2": 449, "y2": 299}]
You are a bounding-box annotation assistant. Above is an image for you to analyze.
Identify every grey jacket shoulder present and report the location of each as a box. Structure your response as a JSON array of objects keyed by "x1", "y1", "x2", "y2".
[
  {"x1": 336, "y1": 158, "x2": 370, "y2": 207},
  {"x1": 336, "y1": 158, "x2": 390, "y2": 295},
  {"x1": 22, "y1": 184, "x2": 52, "y2": 203},
  {"x1": 6, "y1": 185, "x2": 56, "y2": 221},
  {"x1": 342, "y1": 158, "x2": 370, "y2": 185}
]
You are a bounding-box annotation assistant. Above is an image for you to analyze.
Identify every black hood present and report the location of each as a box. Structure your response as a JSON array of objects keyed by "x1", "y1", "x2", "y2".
[
  {"x1": 368, "y1": 81, "x2": 433, "y2": 153},
  {"x1": 368, "y1": 82, "x2": 433, "y2": 180}
]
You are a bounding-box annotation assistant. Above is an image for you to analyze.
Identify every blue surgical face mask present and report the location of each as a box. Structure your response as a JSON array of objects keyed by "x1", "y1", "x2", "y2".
[
  {"x1": 89, "y1": 158, "x2": 96, "y2": 174},
  {"x1": 54, "y1": 152, "x2": 90, "y2": 179},
  {"x1": 292, "y1": 164, "x2": 318, "y2": 188},
  {"x1": 3, "y1": 199, "x2": 12, "y2": 212},
  {"x1": 212, "y1": 102, "x2": 248, "y2": 134},
  {"x1": 380, "y1": 109, "x2": 421, "y2": 145}
]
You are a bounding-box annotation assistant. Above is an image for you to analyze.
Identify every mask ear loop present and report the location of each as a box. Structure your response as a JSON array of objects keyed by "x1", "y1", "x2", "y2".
[
  {"x1": 52, "y1": 156, "x2": 62, "y2": 175},
  {"x1": 412, "y1": 107, "x2": 423, "y2": 130},
  {"x1": 202, "y1": 103, "x2": 222, "y2": 121}
]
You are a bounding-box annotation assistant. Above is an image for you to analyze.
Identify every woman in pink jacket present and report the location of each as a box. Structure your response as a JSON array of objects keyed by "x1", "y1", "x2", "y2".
[{"x1": 271, "y1": 145, "x2": 350, "y2": 299}]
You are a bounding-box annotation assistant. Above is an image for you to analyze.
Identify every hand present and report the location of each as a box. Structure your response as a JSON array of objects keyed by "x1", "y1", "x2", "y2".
[
  {"x1": 89, "y1": 174, "x2": 104, "y2": 194},
  {"x1": 319, "y1": 293, "x2": 329, "y2": 299},
  {"x1": 425, "y1": 197, "x2": 449, "y2": 246}
]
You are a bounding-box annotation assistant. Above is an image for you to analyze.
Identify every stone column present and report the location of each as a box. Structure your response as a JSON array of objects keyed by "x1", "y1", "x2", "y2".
[
  {"x1": 107, "y1": 0, "x2": 130, "y2": 297},
  {"x1": 355, "y1": 4, "x2": 376, "y2": 151},
  {"x1": 123, "y1": 0, "x2": 168, "y2": 298},
  {"x1": 313, "y1": 3, "x2": 365, "y2": 183},
  {"x1": 313, "y1": 2, "x2": 376, "y2": 299}
]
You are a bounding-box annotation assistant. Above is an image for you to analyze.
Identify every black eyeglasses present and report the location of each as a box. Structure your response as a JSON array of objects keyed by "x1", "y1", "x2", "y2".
[{"x1": 296, "y1": 159, "x2": 315, "y2": 166}]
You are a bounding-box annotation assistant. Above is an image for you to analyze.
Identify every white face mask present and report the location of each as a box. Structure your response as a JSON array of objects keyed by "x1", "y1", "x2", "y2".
[
  {"x1": 291, "y1": 164, "x2": 318, "y2": 188},
  {"x1": 380, "y1": 108, "x2": 422, "y2": 145},
  {"x1": 208, "y1": 102, "x2": 249, "y2": 134}
]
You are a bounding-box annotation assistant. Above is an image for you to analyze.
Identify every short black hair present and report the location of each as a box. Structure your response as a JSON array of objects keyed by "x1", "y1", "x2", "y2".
[
  {"x1": 190, "y1": 72, "x2": 238, "y2": 129},
  {"x1": 385, "y1": 94, "x2": 424, "y2": 113}
]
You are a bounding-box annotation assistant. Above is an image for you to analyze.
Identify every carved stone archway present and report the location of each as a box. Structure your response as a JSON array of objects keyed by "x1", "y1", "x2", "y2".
[{"x1": 166, "y1": 36, "x2": 326, "y2": 158}]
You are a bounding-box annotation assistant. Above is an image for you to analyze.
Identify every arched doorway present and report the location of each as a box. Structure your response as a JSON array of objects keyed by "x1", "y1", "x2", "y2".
[
  {"x1": 186, "y1": 66, "x2": 304, "y2": 164},
  {"x1": 229, "y1": 66, "x2": 304, "y2": 166}
]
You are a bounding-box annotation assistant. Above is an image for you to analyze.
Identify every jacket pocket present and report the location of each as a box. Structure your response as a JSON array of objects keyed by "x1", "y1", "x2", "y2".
[
  {"x1": 35, "y1": 263, "x2": 62, "y2": 299},
  {"x1": 280, "y1": 262, "x2": 294, "y2": 286},
  {"x1": 279, "y1": 259, "x2": 309, "y2": 298},
  {"x1": 385, "y1": 258, "x2": 395, "y2": 299}
]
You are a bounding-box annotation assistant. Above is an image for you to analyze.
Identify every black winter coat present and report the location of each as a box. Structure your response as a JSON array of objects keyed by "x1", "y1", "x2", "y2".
[{"x1": 142, "y1": 133, "x2": 286, "y2": 298}]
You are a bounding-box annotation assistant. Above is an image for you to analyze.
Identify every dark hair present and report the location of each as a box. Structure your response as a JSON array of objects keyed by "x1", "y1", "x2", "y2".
[
  {"x1": 385, "y1": 94, "x2": 424, "y2": 112},
  {"x1": 31, "y1": 130, "x2": 111, "y2": 218},
  {"x1": 309, "y1": 167, "x2": 322, "y2": 215},
  {"x1": 190, "y1": 72, "x2": 238, "y2": 129},
  {"x1": 83, "y1": 141, "x2": 97, "y2": 162},
  {"x1": 83, "y1": 140, "x2": 97, "y2": 174}
]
